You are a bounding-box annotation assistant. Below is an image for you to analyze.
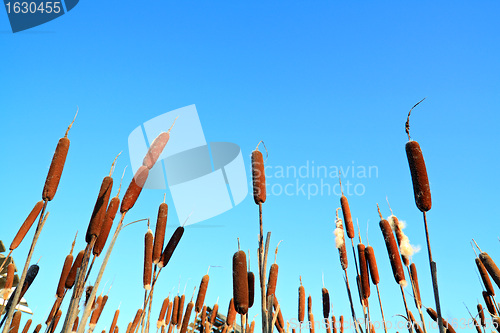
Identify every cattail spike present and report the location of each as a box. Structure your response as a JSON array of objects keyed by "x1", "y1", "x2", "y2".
[
  {"x1": 274, "y1": 240, "x2": 282, "y2": 264},
  {"x1": 339, "y1": 172, "x2": 344, "y2": 195},
  {"x1": 376, "y1": 204, "x2": 382, "y2": 219},
  {"x1": 70, "y1": 231, "x2": 78, "y2": 255},
  {"x1": 109, "y1": 152, "x2": 122, "y2": 177},
  {"x1": 405, "y1": 97, "x2": 426, "y2": 141},
  {"x1": 65, "y1": 107, "x2": 78, "y2": 138},
  {"x1": 471, "y1": 242, "x2": 479, "y2": 258},
  {"x1": 472, "y1": 239, "x2": 483, "y2": 253},
  {"x1": 167, "y1": 116, "x2": 179, "y2": 133}
]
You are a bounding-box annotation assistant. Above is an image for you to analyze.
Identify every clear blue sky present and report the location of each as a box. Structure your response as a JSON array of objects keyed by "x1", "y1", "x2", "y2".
[{"x1": 1, "y1": 1, "x2": 500, "y2": 332}]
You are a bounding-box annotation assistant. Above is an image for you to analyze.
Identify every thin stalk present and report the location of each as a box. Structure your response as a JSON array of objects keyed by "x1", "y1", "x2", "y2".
[
  {"x1": 343, "y1": 270, "x2": 360, "y2": 333},
  {"x1": 423, "y1": 212, "x2": 444, "y2": 333},
  {"x1": 406, "y1": 266, "x2": 427, "y2": 333},
  {"x1": 375, "y1": 285, "x2": 387, "y2": 333},
  {"x1": 74, "y1": 213, "x2": 127, "y2": 333},
  {"x1": 400, "y1": 285, "x2": 413, "y2": 333},
  {"x1": 1, "y1": 203, "x2": 48, "y2": 333}
]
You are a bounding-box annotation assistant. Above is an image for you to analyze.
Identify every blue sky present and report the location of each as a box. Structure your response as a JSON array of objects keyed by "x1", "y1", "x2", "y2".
[{"x1": 1, "y1": 1, "x2": 500, "y2": 332}]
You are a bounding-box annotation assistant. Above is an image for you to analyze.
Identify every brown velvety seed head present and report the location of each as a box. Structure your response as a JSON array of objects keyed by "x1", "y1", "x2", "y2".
[
  {"x1": 10, "y1": 311, "x2": 22, "y2": 333},
  {"x1": 251, "y1": 150, "x2": 266, "y2": 204},
  {"x1": 200, "y1": 305, "x2": 207, "y2": 326},
  {"x1": 196, "y1": 275, "x2": 209, "y2": 313},
  {"x1": 94, "y1": 196, "x2": 120, "y2": 256},
  {"x1": 357, "y1": 244, "x2": 370, "y2": 299},
  {"x1": 298, "y1": 285, "x2": 305, "y2": 322},
  {"x1": 21, "y1": 319, "x2": 32, "y2": 333},
  {"x1": 130, "y1": 309, "x2": 143, "y2": 333},
  {"x1": 165, "y1": 301, "x2": 172, "y2": 325},
  {"x1": 479, "y1": 252, "x2": 500, "y2": 290},
  {"x1": 365, "y1": 246, "x2": 379, "y2": 285},
  {"x1": 266, "y1": 263, "x2": 279, "y2": 298},
  {"x1": 49, "y1": 310, "x2": 62, "y2": 333},
  {"x1": 110, "y1": 310, "x2": 119, "y2": 333},
  {"x1": 158, "y1": 227, "x2": 184, "y2": 268},
  {"x1": 410, "y1": 263, "x2": 421, "y2": 306},
  {"x1": 143, "y1": 132, "x2": 170, "y2": 169},
  {"x1": 180, "y1": 301, "x2": 194, "y2": 333},
  {"x1": 476, "y1": 258, "x2": 495, "y2": 296},
  {"x1": 247, "y1": 271, "x2": 255, "y2": 309},
  {"x1": 4, "y1": 263, "x2": 15, "y2": 296},
  {"x1": 10, "y1": 201, "x2": 44, "y2": 250},
  {"x1": 478, "y1": 304, "x2": 485, "y2": 327},
  {"x1": 210, "y1": 303, "x2": 218, "y2": 324},
  {"x1": 56, "y1": 254, "x2": 73, "y2": 298},
  {"x1": 405, "y1": 141, "x2": 432, "y2": 212},
  {"x1": 379, "y1": 219, "x2": 405, "y2": 285},
  {"x1": 322, "y1": 288, "x2": 330, "y2": 319},
  {"x1": 144, "y1": 229, "x2": 154, "y2": 290},
  {"x1": 86, "y1": 176, "x2": 113, "y2": 243},
  {"x1": 158, "y1": 298, "x2": 169, "y2": 328},
  {"x1": 340, "y1": 196, "x2": 354, "y2": 239},
  {"x1": 171, "y1": 296, "x2": 179, "y2": 325},
  {"x1": 483, "y1": 291, "x2": 497, "y2": 315},
  {"x1": 226, "y1": 298, "x2": 236, "y2": 326},
  {"x1": 307, "y1": 295, "x2": 312, "y2": 314},
  {"x1": 43, "y1": 137, "x2": 70, "y2": 201},
  {"x1": 153, "y1": 203, "x2": 168, "y2": 264},
  {"x1": 65, "y1": 249, "x2": 84, "y2": 289},
  {"x1": 34, "y1": 324, "x2": 42, "y2": 333},
  {"x1": 426, "y1": 308, "x2": 456, "y2": 333},
  {"x1": 177, "y1": 295, "x2": 185, "y2": 328},
  {"x1": 120, "y1": 166, "x2": 149, "y2": 213}
]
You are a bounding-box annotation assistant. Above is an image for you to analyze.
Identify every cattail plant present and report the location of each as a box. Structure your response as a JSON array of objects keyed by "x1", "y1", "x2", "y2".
[
  {"x1": 408, "y1": 263, "x2": 427, "y2": 333},
  {"x1": 476, "y1": 258, "x2": 495, "y2": 296},
  {"x1": 298, "y1": 277, "x2": 305, "y2": 326},
  {"x1": 21, "y1": 319, "x2": 31, "y2": 333},
  {"x1": 144, "y1": 227, "x2": 154, "y2": 290},
  {"x1": 130, "y1": 310, "x2": 144, "y2": 333},
  {"x1": 405, "y1": 99, "x2": 444, "y2": 333},
  {"x1": 10, "y1": 311, "x2": 21, "y2": 333},
  {"x1": 158, "y1": 227, "x2": 184, "y2": 269},
  {"x1": 65, "y1": 250, "x2": 84, "y2": 289},
  {"x1": 226, "y1": 298, "x2": 236, "y2": 328},
  {"x1": 110, "y1": 309, "x2": 119, "y2": 333},
  {"x1": 177, "y1": 294, "x2": 186, "y2": 330},
  {"x1": 56, "y1": 234, "x2": 77, "y2": 298},
  {"x1": 478, "y1": 303, "x2": 485, "y2": 329},
  {"x1": 93, "y1": 193, "x2": 121, "y2": 259},
  {"x1": 426, "y1": 308, "x2": 456, "y2": 333},
  {"x1": 2, "y1": 263, "x2": 15, "y2": 303},
  {"x1": 179, "y1": 291, "x2": 194, "y2": 333},
  {"x1": 210, "y1": 300, "x2": 218, "y2": 326},
  {"x1": 153, "y1": 199, "x2": 168, "y2": 265},
  {"x1": 171, "y1": 296, "x2": 180, "y2": 326},
  {"x1": 71, "y1": 318, "x2": 79, "y2": 333},
  {"x1": 365, "y1": 245, "x2": 387, "y2": 333},
  {"x1": 165, "y1": 301, "x2": 172, "y2": 327},
  {"x1": 157, "y1": 298, "x2": 169, "y2": 329},
  {"x1": 33, "y1": 324, "x2": 42, "y2": 333}
]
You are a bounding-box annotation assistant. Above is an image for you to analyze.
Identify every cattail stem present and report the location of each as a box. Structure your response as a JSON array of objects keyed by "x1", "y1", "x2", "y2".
[
  {"x1": 342, "y1": 271, "x2": 360, "y2": 333},
  {"x1": 74, "y1": 213, "x2": 127, "y2": 333},
  {"x1": 407, "y1": 266, "x2": 427, "y2": 333},
  {"x1": 85, "y1": 256, "x2": 97, "y2": 283},
  {"x1": 1, "y1": 205, "x2": 48, "y2": 333},
  {"x1": 400, "y1": 285, "x2": 414, "y2": 333},
  {"x1": 375, "y1": 285, "x2": 388, "y2": 333},
  {"x1": 422, "y1": 212, "x2": 444, "y2": 333}
]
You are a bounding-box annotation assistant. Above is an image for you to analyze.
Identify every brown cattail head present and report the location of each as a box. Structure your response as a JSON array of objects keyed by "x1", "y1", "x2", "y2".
[
  {"x1": 298, "y1": 278, "x2": 305, "y2": 322},
  {"x1": 85, "y1": 286, "x2": 93, "y2": 307},
  {"x1": 49, "y1": 310, "x2": 62, "y2": 333},
  {"x1": 153, "y1": 202, "x2": 168, "y2": 264},
  {"x1": 266, "y1": 263, "x2": 279, "y2": 298},
  {"x1": 331, "y1": 316, "x2": 336, "y2": 333},
  {"x1": 56, "y1": 254, "x2": 73, "y2": 297},
  {"x1": 476, "y1": 258, "x2": 495, "y2": 296},
  {"x1": 177, "y1": 295, "x2": 185, "y2": 328},
  {"x1": 339, "y1": 315, "x2": 344, "y2": 333},
  {"x1": 129, "y1": 309, "x2": 143, "y2": 333},
  {"x1": 249, "y1": 320, "x2": 255, "y2": 333},
  {"x1": 10, "y1": 201, "x2": 44, "y2": 250},
  {"x1": 17, "y1": 264, "x2": 38, "y2": 302},
  {"x1": 180, "y1": 300, "x2": 194, "y2": 333},
  {"x1": 172, "y1": 296, "x2": 180, "y2": 325},
  {"x1": 365, "y1": 246, "x2": 379, "y2": 285},
  {"x1": 478, "y1": 303, "x2": 485, "y2": 327},
  {"x1": 33, "y1": 324, "x2": 42, "y2": 333},
  {"x1": 210, "y1": 303, "x2": 218, "y2": 324},
  {"x1": 96, "y1": 295, "x2": 108, "y2": 324},
  {"x1": 226, "y1": 298, "x2": 236, "y2": 326},
  {"x1": 46, "y1": 298, "x2": 62, "y2": 325},
  {"x1": 90, "y1": 295, "x2": 104, "y2": 325},
  {"x1": 200, "y1": 305, "x2": 207, "y2": 327},
  {"x1": 273, "y1": 297, "x2": 284, "y2": 332},
  {"x1": 120, "y1": 166, "x2": 149, "y2": 213},
  {"x1": 165, "y1": 301, "x2": 173, "y2": 325},
  {"x1": 10, "y1": 311, "x2": 22, "y2": 333},
  {"x1": 248, "y1": 271, "x2": 255, "y2": 309},
  {"x1": 308, "y1": 312, "x2": 315, "y2": 333},
  {"x1": 426, "y1": 308, "x2": 456, "y2": 333},
  {"x1": 86, "y1": 176, "x2": 113, "y2": 243},
  {"x1": 357, "y1": 244, "x2": 370, "y2": 299},
  {"x1": 158, "y1": 298, "x2": 169, "y2": 328},
  {"x1": 43, "y1": 136, "x2": 70, "y2": 201},
  {"x1": 322, "y1": 287, "x2": 330, "y2": 319},
  {"x1": 251, "y1": 148, "x2": 266, "y2": 204},
  {"x1": 21, "y1": 319, "x2": 32, "y2": 333},
  {"x1": 65, "y1": 249, "x2": 84, "y2": 289},
  {"x1": 340, "y1": 195, "x2": 354, "y2": 239},
  {"x1": 71, "y1": 317, "x2": 79, "y2": 333},
  {"x1": 307, "y1": 295, "x2": 312, "y2": 314},
  {"x1": 144, "y1": 228, "x2": 154, "y2": 290},
  {"x1": 143, "y1": 132, "x2": 170, "y2": 169},
  {"x1": 479, "y1": 252, "x2": 500, "y2": 290},
  {"x1": 158, "y1": 226, "x2": 184, "y2": 268},
  {"x1": 379, "y1": 218, "x2": 406, "y2": 286},
  {"x1": 409, "y1": 263, "x2": 421, "y2": 307},
  {"x1": 94, "y1": 196, "x2": 120, "y2": 257},
  {"x1": 483, "y1": 291, "x2": 497, "y2": 315},
  {"x1": 4, "y1": 263, "x2": 15, "y2": 299},
  {"x1": 195, "y1": 275, "x2": 209, "y2": 313},
  {"x1": 405, "y1": 141, "x2": 432, "y2": 212},
  {"x1": 110, "y1": 309, "x2": 120, "y2": 333}
]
